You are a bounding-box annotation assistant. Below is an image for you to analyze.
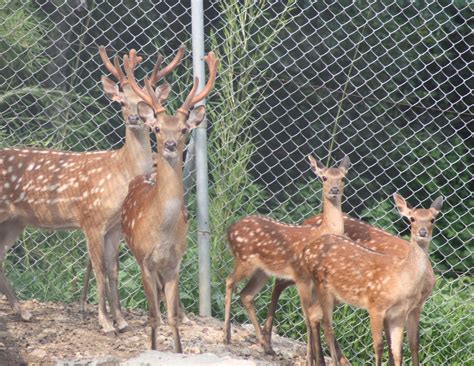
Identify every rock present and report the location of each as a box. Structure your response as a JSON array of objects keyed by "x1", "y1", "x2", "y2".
[{"x1": 29, "y1": 348, "x2": 48, "y2": 359}]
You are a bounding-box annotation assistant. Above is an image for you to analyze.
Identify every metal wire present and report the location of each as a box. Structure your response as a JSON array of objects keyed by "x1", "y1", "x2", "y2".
[{"x1": 1, "y1": 1, "x2": 471, "y2": 364}]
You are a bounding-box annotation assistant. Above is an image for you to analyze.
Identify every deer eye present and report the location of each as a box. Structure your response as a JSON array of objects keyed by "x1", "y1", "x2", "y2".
[
  {"x1": 322, "y1": 176, "x2": 328, "y2": 181},
  {"x1": 181, "y1": 127, "x2": 188, "y2": 134},
  {"x1": 431, "y1": 218, "x2": 435, "y2": 223},
  {"x1": 154, "y1": 127, "x2": 160, "y2": 134},
  {"x1": 410, "y1": 217, "x2": 416, "y2": 222}
]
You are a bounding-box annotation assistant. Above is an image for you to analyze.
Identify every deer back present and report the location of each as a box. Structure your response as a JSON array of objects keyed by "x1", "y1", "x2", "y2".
[
  {"x1": 0, "y1": 148, "x2": 127, "y2": 229},
  {"x1": 303, "y1": 213, "x2": 409, "y2": 257},
  {"x1": 304, "y1": 234, "x2": 415, "y2": 309}
]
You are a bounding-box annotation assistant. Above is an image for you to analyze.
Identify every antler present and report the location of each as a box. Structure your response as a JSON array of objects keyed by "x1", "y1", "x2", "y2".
[
  {"x1": 125, "y1": 45, "x2": 189, "y2": 114},
  {"x1": 125, "y1": 60, "x2": 165, "y2": 114},
  {"x1": 99, "y1": 46, "x2": 143, "y2": 87},
  {"x1": 178, "y1": 51, "x2": 219, "y2": 115},
  {"x1": 149, "y1": 44, "x2": 186, "y2": 86}
]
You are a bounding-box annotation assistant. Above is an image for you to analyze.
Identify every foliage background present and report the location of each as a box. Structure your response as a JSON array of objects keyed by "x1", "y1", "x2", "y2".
[{"x1": 0, "y1": 0, "x2": 472, "y2": 364}]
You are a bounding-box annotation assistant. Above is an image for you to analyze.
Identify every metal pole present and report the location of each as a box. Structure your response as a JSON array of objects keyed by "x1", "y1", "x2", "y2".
[{"x1": 191, "y1": 0, "x2": 212, "y2": 317}]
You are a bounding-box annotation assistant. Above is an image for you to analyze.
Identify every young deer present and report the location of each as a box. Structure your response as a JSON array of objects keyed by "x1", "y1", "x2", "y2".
[
  {"x1": 303, "y1": 194, "x2": 442, "y2": 366},
  {"x1": 223, "y1": 155, "x2": 350, "y2": 364},
  {"x1": 121, "y1": 52, "x2": 218, "y2": 352},
  {"x1": 262, "y1": 214, "x2": 410, "y2": 359},
  {"x1": 0, "y1": 45, "x2": 184, "y2": 334}
]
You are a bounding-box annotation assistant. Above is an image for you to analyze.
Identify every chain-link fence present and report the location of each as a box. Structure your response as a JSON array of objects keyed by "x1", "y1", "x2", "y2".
[{"x1": 1, "y1": 1, "x2": 472, "y2": 364}]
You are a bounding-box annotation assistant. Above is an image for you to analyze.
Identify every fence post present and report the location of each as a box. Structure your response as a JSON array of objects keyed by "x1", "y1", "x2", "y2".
[{"x1": 191, "y1": 0, "x2": 212, "y2": 317}]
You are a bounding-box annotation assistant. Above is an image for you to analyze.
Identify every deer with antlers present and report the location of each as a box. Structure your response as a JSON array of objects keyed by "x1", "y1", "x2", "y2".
[
  {"x1": 0, "y1": 45, "x2": 184, "y2": 334},
  {"x1": 121, "y1": 51, "x2": 218, "y2": 351},
  {"x1": 303, "y1": 194, "x2": 442, "y2": 366},
  {"x1": 223, "y1": 155, "x2": 350, "y2": 365}
]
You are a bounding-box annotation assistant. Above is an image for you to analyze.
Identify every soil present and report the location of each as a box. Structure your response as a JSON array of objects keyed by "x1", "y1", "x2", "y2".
[{"x1": 0, "y1": 297, "x2": 320, "y2": 365}]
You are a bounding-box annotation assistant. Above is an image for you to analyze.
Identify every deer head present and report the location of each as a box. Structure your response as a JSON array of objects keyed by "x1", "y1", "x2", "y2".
[
  {"x1": 308, "y1": 155, "x2": 350, "y2": 201},
  {"x1": 99, "y1": 45, "x2": 186, "y2": 128},
  {"x1": 128, "y1": 52, "x2": 219, "y2": 166},
  {"x1": 394, "y1": 193, "x2": 443, "y2": 247}
]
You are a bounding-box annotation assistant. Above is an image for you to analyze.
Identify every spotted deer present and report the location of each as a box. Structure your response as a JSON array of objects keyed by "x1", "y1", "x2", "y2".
[
  {"x1": 262, "y1": 214, "x2": 410, "y2": 361},
  {"x1": 0, "y1": 45, "x2": 184, "y2": 334},
  {"x1": 303, "y1": 194, "x2": 442, "y2": 366},
  {"x1": 223, "y1": 155, "x2": 350, "y2": 364},
  {"x1": 121, "y1": 51, "x2": 218, "y2": 352}
]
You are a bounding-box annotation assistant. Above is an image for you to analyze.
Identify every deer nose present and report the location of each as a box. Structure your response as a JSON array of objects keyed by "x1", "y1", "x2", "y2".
[
  {"x1": 164, "y1": 141, "x2": 177, "y2": 152},
  {"x1": 418, "y1": 228, "x2": 428, "y2": 238},
  {"x1": 128, "y1": 114, "x2": 140, "y2": 124},
  {"x1": 329, "y1": 187, "x2": 340, "y2": 195}
]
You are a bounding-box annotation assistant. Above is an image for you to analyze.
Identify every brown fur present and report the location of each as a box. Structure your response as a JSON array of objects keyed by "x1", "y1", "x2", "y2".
[
  {"x1": 0, "y1": 51, "x2": 156, "y2": 333},
  {"x1": 121, "y1": 52, "x2": 217, "y2": 352},
  {"x1": 223, "y1": 156, "x2": 350, "y2": 365},
  {"x1": 302, "y1": 194, "x2": 442, "y2": 366}
]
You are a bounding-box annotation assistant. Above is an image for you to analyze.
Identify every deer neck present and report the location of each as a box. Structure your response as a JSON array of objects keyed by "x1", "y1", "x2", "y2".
[
  {"x1": 118, "y1": 126, "x2": 153, "y2": 177},
  {"x1": 321, "y1": 196, "x2": 344, "y2": 235},
  {"x1": 153, "y1": 154, "x2": 185, "y2": 217},
  {"x1": 399, "y1": 237, "x2": 430, "y2": 282}
]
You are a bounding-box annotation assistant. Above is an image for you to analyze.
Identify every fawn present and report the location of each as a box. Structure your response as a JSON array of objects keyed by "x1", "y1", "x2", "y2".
[
  {"x1": 263, "y1": 215, "x2": 410, "y2": 363},
  {"x1": 121, "y1": 51, "x2": 218, "y2": 351},
  {"x1": 223, "y1": 155, "x2": 350, "y2": 365},
  {"x1": 303, "y1": 193, "x2": 442, "y2": 366}
]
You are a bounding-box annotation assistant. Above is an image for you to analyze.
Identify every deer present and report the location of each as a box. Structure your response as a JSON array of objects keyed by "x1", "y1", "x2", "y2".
[
  {"x1": 120, "y1": 50, "x2": 218, "y2": 352},
  {"x1": 0, "y1": 45, "x2": 185, "y2": 335},
  {"x1": 262, "y1": 209, "x2": 411, "y2": 361},
  {"x1": 223, "y1": 155, "x2": 351, "y2": 365},
  {"x1": 302, "y1": 193, "x2": 443, "y2": 366}
]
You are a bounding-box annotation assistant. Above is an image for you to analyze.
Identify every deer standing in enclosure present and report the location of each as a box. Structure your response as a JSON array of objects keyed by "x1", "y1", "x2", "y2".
[
  {"x1": 0, "y1": 45, "x2": 184, "y2": 334},
  {"x1": 223, "y1": 155, "x2": 350, "y2": 365},
  {"x1": 262, "y1": 210, "x2": 411, "y2": 360},
  {"x1": 121, "y1": 52, "x2": 218, "y2": 351},
  {"x1": 303, "y1": 194, "x2": 442, "y2": 366}
]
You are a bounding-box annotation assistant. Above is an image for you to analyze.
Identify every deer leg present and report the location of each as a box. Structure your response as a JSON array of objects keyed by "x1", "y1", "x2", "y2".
[
  {"x1": 175, "y1": 279, "x2": 190, "y2": 324},
  {"x1": 384, "y1": 318, "x2": 394, "y2": 366},
  {"x1": 239, "y1": 270, "x2": 272, "y2": 354},
  {"x1": 309, "y1": 299, "x2": 349, "y2": 366},
  {"x1": 0, "y1": 221, "x2": 30, "y2": 321},
  {"x1": 368, "y1": 310, "x2": 385, "y2": 366},
  {"x1": 386, "y1": 314, "x2": 405, "y2": 366},
  {"x1": 223, "y1": 263, "x2": 250, "y2": 345},
  {"x1": 83, "y1": 228, "x2": 115, "y2": 335},
  {"x1": 80, "y1": 259, "x2": 93, "y2": 316},
  {"x1": 406, "y1": 306, "x2": 422, "y2": 366},
  {"x1": 317, "y1": 290, "x2": 341, "y2": 366},
  {"x1": 104, "y1": 227, "x2": 128, "y2": 332},
  {"x1": 140, "y1": 264, "x2": 160, "y2": 350},
  {"x1": 262, "y1": 279, "x2": 293, "y2": 346},
  {"x1": 299, "y1": 284, "x2": 322, "y2": 366},
  {"x1": 163, "y1": 272, "x2": 182, "y2": 353}
]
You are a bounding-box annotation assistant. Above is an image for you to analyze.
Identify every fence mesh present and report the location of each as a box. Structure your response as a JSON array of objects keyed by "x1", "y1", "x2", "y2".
[{"x1": 1, "y1": 0, "x2": 472, "y2": 364}]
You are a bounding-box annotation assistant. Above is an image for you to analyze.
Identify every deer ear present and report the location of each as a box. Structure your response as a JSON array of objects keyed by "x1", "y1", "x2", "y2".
[
  {"x1": 155, "y1": 83, "x2": 171, "y2": 104},
  {"x1": 338, "y1": 155, "x2": 350, "y2": 174},
  {"x1": 137, "y1": 102, "x2": 155, "y2": 127},
  {"x1": 393, "y1": 193, "x2": 411, "y2": 218},
  {"x1": 101, "y1": 76, "x2": 123, "y2": 103},
  {"x1": 308, "y1": 155, "x2": 325, "y2": 177},
  {"x1": 430, "y1": 196, "x2": 443, "y2": 216},
  {"x1": 186, "y1": 105, "x2": 206, "y2": 129}
]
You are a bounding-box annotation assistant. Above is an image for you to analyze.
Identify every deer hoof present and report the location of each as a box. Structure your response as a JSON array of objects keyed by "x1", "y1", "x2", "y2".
[
  {"x1": 104, "y1": 329, "x2": 117, "y2": 337},
  {"x1": 116, "y1": 319, "x2": 129, "y2": 333},
  {"x1": 20, "y1": 309, "x2": 32, "y2": 322},
  {"x1": 263, "y1": 345, "x2": 276, "y2": 356},
  {"x1": 179, "y1": 312, "x2": 192, "y2": 325}
]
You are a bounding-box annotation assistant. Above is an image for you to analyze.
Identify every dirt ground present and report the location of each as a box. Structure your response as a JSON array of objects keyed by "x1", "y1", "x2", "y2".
[{"x1": 0, "y1": 297, "x2": 317, "y2": 365}]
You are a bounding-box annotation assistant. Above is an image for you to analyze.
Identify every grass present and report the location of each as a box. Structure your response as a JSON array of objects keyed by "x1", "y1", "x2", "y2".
[{"x1": 4, "y1": 224, "x2": 472, "y2": 364}]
